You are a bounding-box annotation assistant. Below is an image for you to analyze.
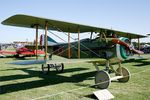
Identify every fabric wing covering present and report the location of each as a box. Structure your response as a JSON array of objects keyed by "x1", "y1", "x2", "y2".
[{"x1": 2, "y1": 14, "x2": 146, "y2": 39}]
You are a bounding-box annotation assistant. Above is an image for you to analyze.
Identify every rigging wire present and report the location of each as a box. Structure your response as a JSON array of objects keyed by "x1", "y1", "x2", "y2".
[
  {"x1": 50, "y1": 25, "x2": 101, "y2": 57},
  {"x1": 39, "y1": 25, "x2": 89, "y2": 56}
]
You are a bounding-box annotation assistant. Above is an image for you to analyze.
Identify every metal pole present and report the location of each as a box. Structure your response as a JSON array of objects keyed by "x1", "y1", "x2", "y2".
[
  {"x1": 35, "y1": 24, "x2": 38, "y2": 60},
  {"x1": 78, "y1": 28, "x2": 80, "y2": 59},
  {"x1": 45, "y1": 21, "x2": 48, "y2": 60},
  {"x1": 68, "y1": 32, "x2": 71, "y2": 59}
]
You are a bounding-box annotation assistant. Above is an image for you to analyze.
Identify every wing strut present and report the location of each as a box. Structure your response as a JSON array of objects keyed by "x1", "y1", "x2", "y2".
[
  {"x1": 78, "y1": 27, "x2": 80, "y2": 59},
  {"x1": 44, "y1": 21, "x2": 48, "y2": 60},
  {"x1": 35, "y1": 24, "x2": 39, "y2": 60},
  {"x1": 138, "y1": 37, "x2": 140, "y2": 50},
  {"x1": 137, "y1": 37, "x2": 141, "y2": 56},
  {"x1": 68, "y1": 32, "x2": 71, "y2": 59}
]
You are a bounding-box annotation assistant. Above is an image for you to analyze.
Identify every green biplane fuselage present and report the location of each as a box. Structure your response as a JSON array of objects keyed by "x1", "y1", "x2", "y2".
[{"x1": 52, "y1": 36, "x2": 124, "y2": 60}]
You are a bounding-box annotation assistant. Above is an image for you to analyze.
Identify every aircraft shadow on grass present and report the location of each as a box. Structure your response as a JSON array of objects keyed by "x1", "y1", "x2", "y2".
[
  {"x1": 123, "y1": 58, "x2": 150, "y2": 67},
  {"x1": 0, "y1": 67, "x2": 96, "y2": 94}
]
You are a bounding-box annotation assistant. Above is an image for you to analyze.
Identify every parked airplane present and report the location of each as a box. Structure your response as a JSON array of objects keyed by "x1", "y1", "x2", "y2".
[
  {"x1": 1, "y1": 14, "x2": 146, "y2": 89},
  {"x1": 0, "y1": 43, "x2": 45, "y2": 58}
]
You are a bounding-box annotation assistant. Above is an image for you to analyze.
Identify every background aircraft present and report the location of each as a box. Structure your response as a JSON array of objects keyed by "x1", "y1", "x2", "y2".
[
  {"x1": 0, "y1": 43, "x2": 45, "y2": 58},
  {"x1": 1, "y1": 14, "x2": 146, "y2": 89}
]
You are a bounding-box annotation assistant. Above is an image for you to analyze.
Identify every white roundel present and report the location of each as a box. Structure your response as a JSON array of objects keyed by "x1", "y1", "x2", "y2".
[{"x1": 116, "y1": 37, "x2": 130, "y2": 61}]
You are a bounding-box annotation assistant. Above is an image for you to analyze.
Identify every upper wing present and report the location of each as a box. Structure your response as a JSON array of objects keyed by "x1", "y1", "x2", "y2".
[{"x1": 2, "y1": 14, "x2": 146, "y2": 39}]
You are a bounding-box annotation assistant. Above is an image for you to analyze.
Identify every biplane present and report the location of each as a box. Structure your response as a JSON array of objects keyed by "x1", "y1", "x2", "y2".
[{"x1": 1, "y1": 14, "x2": 146, "y2": 89}]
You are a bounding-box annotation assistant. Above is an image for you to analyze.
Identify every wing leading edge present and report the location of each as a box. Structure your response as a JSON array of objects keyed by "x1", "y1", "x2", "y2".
[{"x1": 2, "y1": 14, "x2": 146, "y2": 39}]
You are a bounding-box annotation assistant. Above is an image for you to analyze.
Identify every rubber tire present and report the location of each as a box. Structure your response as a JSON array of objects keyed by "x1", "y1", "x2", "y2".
[
  {"x1": 42, "y1": 64, "x2": 49, "y2": 74},
  {"x1": 56, "y1": 63, "x2": 64, "y2": 73},
  {"x1": 95, "y1": 70, "x2": 111, "y2": 89},
  {"x1": 116, "y1": 67, "x2": 130, "y2": 82}
]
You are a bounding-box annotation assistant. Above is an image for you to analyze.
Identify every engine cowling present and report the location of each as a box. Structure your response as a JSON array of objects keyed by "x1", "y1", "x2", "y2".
[{"x1": 116, "y1": 37, "x2": 131, "y2": 61}]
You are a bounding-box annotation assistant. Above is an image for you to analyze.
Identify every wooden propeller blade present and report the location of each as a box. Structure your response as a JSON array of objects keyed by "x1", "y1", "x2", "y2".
[
  {"x1": 112, "y1": 38, "x2": 130, "y2": 47},
  {"x1": 112, "y1": 38, "x2": 144, "y2": 54},
  {"x1": 132, "y1": 48, "x2": 144, "y2": 54}
]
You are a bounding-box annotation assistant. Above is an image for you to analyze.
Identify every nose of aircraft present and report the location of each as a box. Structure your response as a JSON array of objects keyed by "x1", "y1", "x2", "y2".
[
  {"x1": 112, "y1": 37, "x2": 143, "y2": 61},
  {"x1": 112, "y1": 38, "x2": 144, "y2": 55}
]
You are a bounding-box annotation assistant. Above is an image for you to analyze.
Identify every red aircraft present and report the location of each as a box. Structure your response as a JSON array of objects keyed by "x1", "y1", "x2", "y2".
[{"x1": 0, "y1": 45, "x2": 45, "y2": 58}]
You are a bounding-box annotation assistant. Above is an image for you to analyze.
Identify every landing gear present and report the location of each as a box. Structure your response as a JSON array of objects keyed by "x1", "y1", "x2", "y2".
[
  {"x1": 93, "y1": 60, "x2": 131, "y2": 89},
  {"x1": 55, "y1": 63, "x2": 64, "y2": 72},
  {"x1": 115, "y1": 67, "x2": 130, "y2": 82},
  {"x1": 41, "y1": 63, "x2": 64, "y2": 74},
  {"x1": 95, "y1": 70, "x2": 111, "y2": 89},
  {"x1": 42, "y1": 64, "x2": 50, "y2": 74}
]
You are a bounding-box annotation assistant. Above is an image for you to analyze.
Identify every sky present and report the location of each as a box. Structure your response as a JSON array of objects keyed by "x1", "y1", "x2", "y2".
[{"x1": 0, "y1": 0, "x2": 150, "y2": 43}]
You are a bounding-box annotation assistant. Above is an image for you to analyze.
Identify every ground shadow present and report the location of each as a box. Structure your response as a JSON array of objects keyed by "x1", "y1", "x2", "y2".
[
  {"x1": 0, "y1": 67, "x2": 96, "y2": 94},
  {"x1": 84, "y1": 94, "x2": 98, "y2": 100},
  {"x1": 122, "y1": 58, "x2": 150, "y2": 67}
]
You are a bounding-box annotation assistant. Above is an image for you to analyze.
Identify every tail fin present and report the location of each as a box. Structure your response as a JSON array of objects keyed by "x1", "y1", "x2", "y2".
[{"x1": 40, "y1": 34, "x2": 57, "y2": 46}]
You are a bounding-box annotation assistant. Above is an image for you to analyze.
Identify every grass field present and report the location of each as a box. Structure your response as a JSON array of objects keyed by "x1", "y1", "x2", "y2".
[{"x1": 0, "y1": 55, "x2": 150, "y2": 100}]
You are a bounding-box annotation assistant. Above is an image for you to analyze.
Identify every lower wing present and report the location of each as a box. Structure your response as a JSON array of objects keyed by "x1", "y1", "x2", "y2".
[{"x1": 7, "y1": 58, "x2": 107, "y2": 65}]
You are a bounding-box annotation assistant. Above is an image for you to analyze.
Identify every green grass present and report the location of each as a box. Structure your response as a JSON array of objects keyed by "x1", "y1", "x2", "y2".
[{"x1": 0, "y1": 55, "x2": 150, "y2": 100}]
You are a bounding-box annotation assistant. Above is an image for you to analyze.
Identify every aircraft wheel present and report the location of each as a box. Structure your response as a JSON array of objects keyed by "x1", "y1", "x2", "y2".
[
  {"x1": 41, "y1": 64, "x2": 50, "y2": 74},
  {"x1": 95, "y1": 70, "x2": 111, "y2": 89},
  {"x1": 116, "y1": 67, "x2": 130, "y2": 82},
  {"x1": 56, "y1": 63, "x2": 64, "y2": 73}
]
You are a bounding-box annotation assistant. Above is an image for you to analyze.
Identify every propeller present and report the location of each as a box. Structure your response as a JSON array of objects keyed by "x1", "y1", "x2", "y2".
[{"x1": 112, "y1": 38, "x2": 144, "y2": 55}]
